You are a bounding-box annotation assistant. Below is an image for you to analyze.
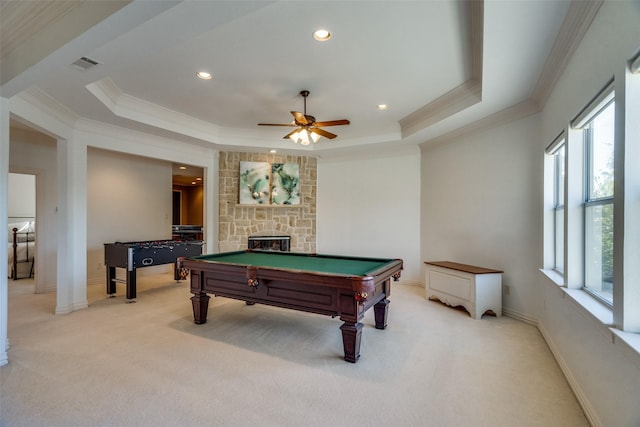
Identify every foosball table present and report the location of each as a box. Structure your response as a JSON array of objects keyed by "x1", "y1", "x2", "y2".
[{"x1": 104, "y1": 239, "x2": 203, "y2": 302}]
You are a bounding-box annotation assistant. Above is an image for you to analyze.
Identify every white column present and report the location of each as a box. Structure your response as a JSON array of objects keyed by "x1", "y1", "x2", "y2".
[
  {"x1": 56, "y1": 135, "x2": 88, "y2": 314},
  {"x1": 0, "y1": 97, "x2": 10, "y2": 366},
  {"x1": 205, "y1": 151, "x2": 219, "y2": 253}
]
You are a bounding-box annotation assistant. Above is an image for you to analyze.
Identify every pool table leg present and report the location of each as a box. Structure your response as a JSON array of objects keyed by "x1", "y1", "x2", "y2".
[
  {"x1": 340, "y1": 321, "x2": 363, "y2": 363},
  {"x1": 191, "y1": 292, "x2": 210, "y2": 324},
  {"x1": 374, "y1": 298, "x2": 390, "y2": 329}
]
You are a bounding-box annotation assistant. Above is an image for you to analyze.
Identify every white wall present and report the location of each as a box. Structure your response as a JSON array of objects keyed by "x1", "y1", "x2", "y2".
[
  {"x1": 419, "y1": 2, "x2": 640, "y2": 423},
  {"x1": 540, "y1": 0, "x2": 640, "y2": 144},
  {"x1": 539, "y1": 276, "x2": 640, "y2": 426},
  {"x1": 317, "y1": 147, "x2": 422, "y2": 284},
  {"x1": 536, "y1": 2, "x2": 640, "y2": 426},
  {"x1": 421, "y1": 114, "x2": 541, "y2": 322},
  {"x1": 9, "y1": 128, "x2": 58, "y2": 291},
  {"x1": 7, "y1": 173, "x2": 35, "y2": 217},
  {"x1": 86, "y1": 147, "x2": 173, "y2": 283}
]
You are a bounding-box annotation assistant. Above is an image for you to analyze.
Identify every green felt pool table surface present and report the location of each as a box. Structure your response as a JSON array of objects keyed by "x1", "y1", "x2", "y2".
[{"x1": 188, "y1": 250, "x2": 398, "y2": 276}]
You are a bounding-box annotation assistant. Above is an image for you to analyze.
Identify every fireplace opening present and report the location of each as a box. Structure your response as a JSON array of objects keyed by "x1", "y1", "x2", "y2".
[{"x1": 248, "y1": 235, "x2": 291, "y2": 252}]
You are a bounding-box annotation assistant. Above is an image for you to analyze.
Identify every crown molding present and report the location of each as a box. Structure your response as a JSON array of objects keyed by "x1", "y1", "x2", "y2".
[
  {"x1": 629, "y1": 48, "x2": 640, "y2": 74},
  {"x1": 399, "y1": 0, "x2": 484, "y2": 138},
  {"x1": 85, "y1": 77, "x2": 121, "y2": 111},
  {"x1": 86, "y1": 77, "x2": 403, "y2": 151},
  {"x1": 11, "y1": 87, "x2": 78, "y2": 136},
  {"x1": 86, "y1": 77, "x2": 222, "y2": 143},
  {"x1": 531, "y1": 0, "x2": 604, "y2": 107},
  {"x1": 75, "y1": 117, "x2": 218, "y2": 168},
  {"x1": 419, "y1": 99, "x2": 540, "y2": 150},
  {"x1": 400, "y1": 79, "x2": 482, "y2": 138}
]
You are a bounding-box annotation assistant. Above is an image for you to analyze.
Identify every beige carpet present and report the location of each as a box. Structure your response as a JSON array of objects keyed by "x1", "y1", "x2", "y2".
[{"x1": 1, "y1": 274, "x2": 588, "y2": 426}]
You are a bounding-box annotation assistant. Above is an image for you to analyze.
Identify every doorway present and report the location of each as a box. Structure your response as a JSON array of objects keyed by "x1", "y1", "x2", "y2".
[
  {"x1": 172, "y1": 164, "x2": 204, "y2": 226},
  {"x1": 172, "y1": 190, "x2": 182, "y2": 225},
  {"x1": 7, "y1": 173, "x2": 36, "y2": 290}
]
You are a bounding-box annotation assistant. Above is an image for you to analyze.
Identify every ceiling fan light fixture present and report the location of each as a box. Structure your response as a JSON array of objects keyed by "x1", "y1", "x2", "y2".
[
  {"x1": 299, "y1": 129, "x2": 311, "y2": 145},
  {"x1": 288, "y1": 128, "x2": 319, "y2": 145},
  {"x1": 289, "y1": 130, "x2": 300, "y2": 143},
  {"x1": 259, "y1": 89, "x2": 348, "y2": 143},
  {"x1": 313, "y1": 29, "x2": 331, "y2": 41},
  {"x1": 298, "y1": 129, "x2": 311, "y2": 145}
]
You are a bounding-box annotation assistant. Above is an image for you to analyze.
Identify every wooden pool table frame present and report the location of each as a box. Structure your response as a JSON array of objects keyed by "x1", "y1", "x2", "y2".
[{"x1": 179, "y1": 250, "x2": 402, "y2": 363}]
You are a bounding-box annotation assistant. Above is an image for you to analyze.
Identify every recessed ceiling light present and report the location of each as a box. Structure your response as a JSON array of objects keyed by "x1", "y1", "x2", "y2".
[
  {"x1": 196, "y1": 71, "x2": 212, "y2": 80},
  {"x1": 269, "y1": 149, "x2": 277, "y2": 154},
  {"x1": 179, "y1": 166, "x2": 187, "y2": 170},
  {"x1": 191, "y1": 181, "x2": 196, "y2": 185},
  {"x1": 313, "y1": 29, "x2": 331, "y2": 41},
  {"x1": 376, "y1": 104, "x2": 389, "y2": 110},
  {"x1": 196, "y1": 177, "x2": 202, "y2": 181}
]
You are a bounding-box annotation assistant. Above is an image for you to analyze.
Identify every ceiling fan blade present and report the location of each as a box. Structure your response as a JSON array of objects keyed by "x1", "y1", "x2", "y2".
[
  {"x1": 291, "y1": 111, "x2": 309, "y2": 125},
  {"x1": 257, "y1": 123, "x2": 296, "y2": 126},
  {"x1": 314, "y1": 119, "x2": 350, "y2": 127},
  {"x1": 282, "y1": 128, "x2": 302, "y2": 140},
  {"x1": 310, "y1": 127, "x2": 337, "y2": 139}
]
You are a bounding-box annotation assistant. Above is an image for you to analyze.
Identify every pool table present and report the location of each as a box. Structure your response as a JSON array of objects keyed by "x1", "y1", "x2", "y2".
[{"x1": 178, "y1": 250, "x2": 403, "y2": 363}]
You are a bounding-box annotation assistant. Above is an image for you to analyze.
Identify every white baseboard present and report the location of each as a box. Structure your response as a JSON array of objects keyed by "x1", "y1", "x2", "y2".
[
  {"x1": 502, "y1": 306, "x2": 537, "y2": 326},
  {"x1": 538, "y1": 321, "x2": 602, "y2": 427}
]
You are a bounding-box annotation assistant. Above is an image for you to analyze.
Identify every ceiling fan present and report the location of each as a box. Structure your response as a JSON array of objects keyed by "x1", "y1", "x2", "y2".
[{"x1": 258, "y1": 90, "x2": 350, "y2": 145}]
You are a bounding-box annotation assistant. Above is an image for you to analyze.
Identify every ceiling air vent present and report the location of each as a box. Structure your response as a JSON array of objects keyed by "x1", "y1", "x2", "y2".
[{"x1": 70, "y1": 56, "x2": 100, "y2": 71}]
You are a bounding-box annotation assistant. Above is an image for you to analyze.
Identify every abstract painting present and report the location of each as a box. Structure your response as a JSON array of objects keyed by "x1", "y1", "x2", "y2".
[
  {"x1": 271, "y1": 163, "x2": 300, "y2": 205},
  {"x1": 239, "y1": 161, "x2": 271, "y2": 204}
]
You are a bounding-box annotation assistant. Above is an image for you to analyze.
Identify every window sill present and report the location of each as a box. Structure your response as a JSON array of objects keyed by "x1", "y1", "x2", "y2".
[
  {"x1": 563, "y1": 288, "x2": 614, "y2": 326},
  {"x1": 540, "y1": 268, "x2": 613, "y2": 325},
  {"x1": 610, "y1": 329, "x2": 640, "y2": 369},
  {"x1": 540, "y1": 268, "x2": 564, "y2": 286},
  {"x1": 540, "y1": 269, "x2": 640, "y2": 367}
]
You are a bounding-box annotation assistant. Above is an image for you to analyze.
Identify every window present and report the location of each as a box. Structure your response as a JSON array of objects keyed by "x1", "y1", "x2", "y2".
[
  {"x1": 583, "y1": 100, "x2": 615, "y2": 304},
  {"x1": 552, "y1": 143, "x2": 565, "y2": 272},
  {"x1": 544, "y1": 56, "x2": 640, "y2": 336}
]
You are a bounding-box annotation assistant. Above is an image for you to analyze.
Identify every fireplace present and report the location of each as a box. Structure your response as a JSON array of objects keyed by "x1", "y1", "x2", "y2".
[{"x1": 248, "y1": 235, "x2": 291, "y2": 252}]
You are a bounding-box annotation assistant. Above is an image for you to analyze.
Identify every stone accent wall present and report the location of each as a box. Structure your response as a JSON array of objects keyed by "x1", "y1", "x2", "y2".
[{"x1": 218, "y1": 152, "x2": 317, "y2": 253}]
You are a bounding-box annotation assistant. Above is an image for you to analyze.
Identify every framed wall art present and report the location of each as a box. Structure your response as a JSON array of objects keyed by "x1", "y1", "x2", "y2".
[
  {"x1": 239, "y1": 161, "x2": 271, "y2": 204},
  {"x1": 271, "y1": 163, "x2": 300, "y2": 205},
  {"x1": 238, "y1": 161, "x2": 300, "y2": 205}
]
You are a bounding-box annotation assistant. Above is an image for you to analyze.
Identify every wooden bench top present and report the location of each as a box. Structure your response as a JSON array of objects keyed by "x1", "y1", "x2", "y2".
[{"x1": 424, "y1": 261, "x2": 503, "y2": 275}]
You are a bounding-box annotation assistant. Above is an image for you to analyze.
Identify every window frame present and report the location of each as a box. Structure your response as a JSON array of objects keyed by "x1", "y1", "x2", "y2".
[
  {"x1": 581, "y1": 99, "x2": 615, "y2": 306},
  {"x1": 553, "y1": 143, "x2": 565, "y2": 273}
]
